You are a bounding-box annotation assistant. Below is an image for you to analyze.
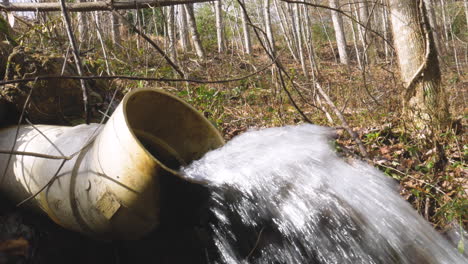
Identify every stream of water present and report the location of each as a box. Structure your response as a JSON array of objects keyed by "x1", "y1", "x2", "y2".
[{"x1": 181, "y1": 124, "x2": 465, "y2": 264}]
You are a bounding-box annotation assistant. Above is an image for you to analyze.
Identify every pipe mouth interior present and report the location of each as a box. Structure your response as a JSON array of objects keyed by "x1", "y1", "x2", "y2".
[{"x1": 123, "y1": 88, "x2": 224, "y2": 170}]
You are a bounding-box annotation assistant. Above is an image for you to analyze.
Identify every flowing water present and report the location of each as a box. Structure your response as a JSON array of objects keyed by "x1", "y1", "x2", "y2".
[{"x1": 181, "y1": 124, "x2": 465, "y2": 264}]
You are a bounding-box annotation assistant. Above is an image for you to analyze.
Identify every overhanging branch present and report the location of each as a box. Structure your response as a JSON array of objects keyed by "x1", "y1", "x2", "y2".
[{"x1": 0, "y1": 0, "x2": 214, "y2": 13}]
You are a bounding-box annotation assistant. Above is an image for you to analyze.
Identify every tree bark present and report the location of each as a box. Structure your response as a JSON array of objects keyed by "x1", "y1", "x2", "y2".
[
  {"x1": 240, "y1": 0, "x2": 251, "y2": 54},
  {"x1": 167, "y1": 6, "x2": 177, "y2": 61},
  {"x1": 329, "y1": 0, "x2": 349, "y2": 65},
  {"x1": 388, "y1": 0, "x2": 449, "y2": 130},
  {"x1": 77, "y1": 0, "x2": 88, "y2": 43},
  {"x1": 355, "y1": 0, "x2": 377, "y2": 64},
  {"x1": 110, "y1": 11, "x2": 121, "y2": 45},
  {"x1": 293, "y1": 4, "x2": 308, "y2": 78},
  {"x1": 215, "y1": 0, "x2": 224, "y2": 53},
  {"x1": 184, "y1": 3, "x2": 205, "y2": 59},
  {"x1": 0, "y1": 0, "x2": 212, "y2": 12},
  {"x1": 423, "y1": 0, "x2": 443, "y2": 54},
  {"x1": 178, "y1": 5, "x2": 190, "y2": 51},
  {"x1": 263, "y1": 0, "x2": 275, "y2": 54}
]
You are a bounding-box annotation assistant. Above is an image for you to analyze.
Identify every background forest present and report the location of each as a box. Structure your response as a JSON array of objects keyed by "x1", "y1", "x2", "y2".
[{"x1": 0, "y1": 0, "x2": 466, "y2": 256}]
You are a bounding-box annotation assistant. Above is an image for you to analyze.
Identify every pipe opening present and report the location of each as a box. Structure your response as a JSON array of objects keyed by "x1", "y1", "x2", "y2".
[{"x1": 123, "y1": 89, "x2": 224, "y2": 171}]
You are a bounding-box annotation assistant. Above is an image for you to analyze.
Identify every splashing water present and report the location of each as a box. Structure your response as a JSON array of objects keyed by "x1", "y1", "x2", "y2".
[{"x1": 181, "y1": 124, "x2": 465, "y2": 264}]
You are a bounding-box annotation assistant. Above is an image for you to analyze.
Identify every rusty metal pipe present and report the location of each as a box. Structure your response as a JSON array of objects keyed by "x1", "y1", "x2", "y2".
[{"x1": 0, "y1": 88, "x2": 224, "y2": 240}]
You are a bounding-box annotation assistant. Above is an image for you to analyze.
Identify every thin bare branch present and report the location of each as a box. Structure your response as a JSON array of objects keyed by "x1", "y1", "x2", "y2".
[
  {"x1": 236, "y1": 0, "x2": 313, "y2": 124},
  {"x1": 0, "y1": 0, "x2": 214, "y2": 12},
  {"x1": 60, "y1": 0, "x2": 89, "y2": 124},
  {"x1": 112, "y1": 10, "x2": 186, "y2": 78},
  {"x1": 0, "y1": 61, "x2": 274, "y2": 85},
  {"x1": 0, "y1": 150, "x2": 70, "y2": 160},
  {"x1": 281, "y1": 0, "x2": 394, "y2": 49},
  {"x1": 0, "y1": 82, "x2": 35, "y2": 186},
  {"x1": 315, "y1": 82, "x2": 369, "y2": 158}
]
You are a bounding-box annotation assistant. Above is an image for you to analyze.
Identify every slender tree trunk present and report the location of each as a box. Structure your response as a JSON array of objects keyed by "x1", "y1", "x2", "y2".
[
  {"x1": 464, "y1": 0, "x2": 468, "y2": 28},
  {"x1": 178, "y1": 5, "x2": 190, "y2": 51},
  {"x1": 423, "y1": 0, "x2": 443, "y2": 54},
  {"x1": 110, "y1": 11, "x2": 121, "y2": 45},
  {"x1": 240, "y1": 0, "x2": 251, "y2": 54},
  {"x1": 293, "y1": 4, "x2": 308, "y2": 78},
  {"x1": 274, "y1": 0, "x2": 298, "y2": 60},
  {"x1": 167, "y1": 6, "x2": 177, "y2": 61},
  {"x1": 329, "y1": 0, "x2": 349, "y2": 65},
  {"x1": 184, "y1": 3, "x2": 205, "y2": 59},
  {"x1": 215, "y1": 0, "x2": 224, "y2": 53},
  {"x1": 263, "y1": 0, "x2": 275, "y2": 53},
  {"x1": 77, "y1": 0, "x2": 88, "y2": 43},
  {"x1": 316, "y1": 2, "x2": 337, "y2": 63},
  {"x1": 388, "y1": 0, "x2": 449, "y2": 130},
  {"x1": 381, "y1": 0, "x2": 390, "y2": 61},
  {"x1": 348, "y1": 0, "x2": 362, "y2": 69},
  {"x1": 355, "y1": 0, "x2": 377, "y2": 64},
  {"x1": 439, "y1": 0, "x2": 450, "y2": 50}
]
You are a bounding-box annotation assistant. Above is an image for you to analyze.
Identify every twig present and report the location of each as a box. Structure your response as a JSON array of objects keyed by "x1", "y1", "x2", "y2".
[
  {"x1": 26, "y1": 118, "x2": 65, "y2": 156},
  {"x1": 237, "y1": 0, "x2": 312, "y2": 123},
  {"x1": 281, "y1": 0, "x2": 394, "y2": 50},
  {"x1": 16, "y1": 159, "x2": 68, "y2": 207},
  {"x1": 246, "y1": 226, "x2": 265, "y2": 259},
  {"x1": 315, "y1": 82, "x2": 369, "y2": 158},
  {"x1": 15, "y1": 88, "x2": 120, "y2": 207},
  {"x1": 0, "y1": 80, "x2": 36, "y2": 187},
  {"x1": 112, "y1": 9, "x2": 185, "y2": 78},
  {"x1": 0, "y1": 150, "x2": 70, "y2": 160},
  {"x1": 59, "y1": 0, "x2": 89, "y2": 124},
  {"x1": 375, "y1": 163, "x2": 448, "y2": 196},
  {"x1": 0, "y1": 61, "x2": 274, "y2": 85}
]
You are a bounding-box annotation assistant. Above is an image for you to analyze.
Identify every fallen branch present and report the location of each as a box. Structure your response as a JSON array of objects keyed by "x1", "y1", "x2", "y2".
[
  {"x1": 0, "y1": 61, "x2": 274, "y2": 85},
  {"x1": 0, "y1": 0, "x2": 213, "y2": 12},
  {"x1": 315, "y1": 82, "x2": 369, "y2": 159}
]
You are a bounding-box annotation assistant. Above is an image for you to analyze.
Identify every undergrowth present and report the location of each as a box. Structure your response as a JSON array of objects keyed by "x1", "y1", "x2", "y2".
[{"x1": 14, "y1": 21, "x2": 468, "y2": 233}]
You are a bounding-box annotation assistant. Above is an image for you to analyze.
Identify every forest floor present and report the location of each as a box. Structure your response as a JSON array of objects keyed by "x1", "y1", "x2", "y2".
[
  {"x1": 0, "y1": 26, "x2": 466, "y2": 262},
  {"x1": 89, "y1": 39, "x2": 467, "y2": 231}
]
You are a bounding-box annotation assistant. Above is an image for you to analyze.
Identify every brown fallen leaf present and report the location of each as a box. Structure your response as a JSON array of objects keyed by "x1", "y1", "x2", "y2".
[{"x1": 0, "y1": 237, "x2": 29, "y2": 256}]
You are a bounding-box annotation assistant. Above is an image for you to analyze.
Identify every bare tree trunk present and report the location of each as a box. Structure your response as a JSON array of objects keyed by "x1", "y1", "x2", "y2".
[
  {"x1": 439, "y1": 0, "x2": 450, "y2": 50},
  {"x1": 178, "y1": 5, "x2": 190, "y2": 52},
  {"x1": 465, "y1": 0, "x2": 468, "y2": 28},
  {"x1": 215, "y1": 0, "x2": 224, "y2": 53},
  {"x1": 388, "y1": 0, "x2": 449, "y2": 130},
  {"x1": 423, "y1": 0, "x2": 443, "y2": 54},
  {"x1": 263, "y1": 0, "x2": 275, "y2": 53},
  {"x1": 77, "y1": 0, "x2": 88, "y2": 43},
  {"x1": 167, "y1": 6, "x2": 177, "y2": 61},
  {"x1": 355, "y1": 0, "x2": 377, "y2": 64},
  {"x1": 274, "y1": 0, "x2": 298, "y2": 60},
  {"x1": 348, "y1": 0, "x2": 362, "y2": 68},
  {"x1": 184, "y1": 3, "x2": 205, "y2": 59},
  {"x1": 314, "y1": 0, "x2": 337, "y2": 63},
  {"x1": 110, "y1": 11, "x2": 121, "y2": 45},
  {"x1": 329, "y1": 0, "x2": 349, "y2": 65},
  {"x1": 293, "y1": 4, "x2": 308, "y2": 78},
  {"x1": 381, "y1": 0, "x2": 390, "y2": 61},
  {"x1": 240, "y1": 0, "x2": 251, "y2": 54}
]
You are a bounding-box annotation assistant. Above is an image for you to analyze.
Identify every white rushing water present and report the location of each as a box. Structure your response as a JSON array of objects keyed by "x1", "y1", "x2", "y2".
[{"x1": 181, "y1": 124, "x2": 465, "y2": 264}]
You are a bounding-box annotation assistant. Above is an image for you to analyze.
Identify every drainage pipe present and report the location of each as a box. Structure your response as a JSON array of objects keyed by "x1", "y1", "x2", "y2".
[{"x1": 0, "y1": 88, "x2": 224, "y2": 240}]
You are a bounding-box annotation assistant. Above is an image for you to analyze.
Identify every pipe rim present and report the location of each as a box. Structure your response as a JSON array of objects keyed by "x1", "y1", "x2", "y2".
[{"x1": 121, "y1": 88, "x2": 224, "y2": 174}]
